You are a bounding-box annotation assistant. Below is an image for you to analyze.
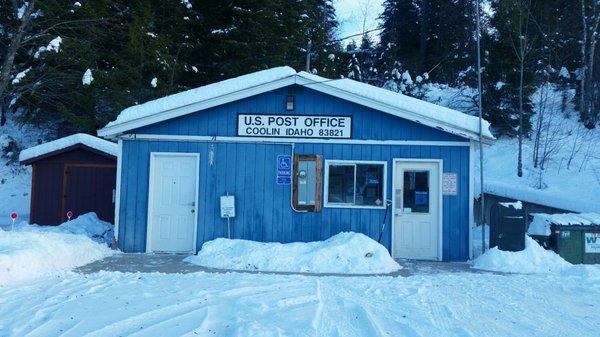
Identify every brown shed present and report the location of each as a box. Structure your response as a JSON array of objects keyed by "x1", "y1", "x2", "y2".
[{"x1": 19, "y1": 133, "x2": 117, "y2": 225}]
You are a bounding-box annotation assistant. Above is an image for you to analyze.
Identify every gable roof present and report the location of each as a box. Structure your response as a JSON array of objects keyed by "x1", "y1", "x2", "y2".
[
  {"x1": 98, "y1": 67, "x2": 494, "y2": 142},
  {"x1": 19, "y1": 133, "x2": 117, "y2": 164}
]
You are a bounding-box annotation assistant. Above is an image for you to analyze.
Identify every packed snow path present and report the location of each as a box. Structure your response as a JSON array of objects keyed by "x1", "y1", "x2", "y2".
[{"x1": 1, "y1": 269, "x2": 598, "y2": 336}]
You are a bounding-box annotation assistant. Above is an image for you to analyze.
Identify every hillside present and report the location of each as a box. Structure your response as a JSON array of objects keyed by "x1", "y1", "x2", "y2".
[
  {"x1": 0, "y1": 120, "x2": 45, "y2": 226},
  {"x1": 427, "y1": 83, "x2": 600, "y2": 213}
]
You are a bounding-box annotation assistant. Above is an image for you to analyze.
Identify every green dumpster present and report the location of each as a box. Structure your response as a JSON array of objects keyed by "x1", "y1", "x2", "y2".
[{"x1": 528, "y1": 213, "x2": 600, "y2": 264}]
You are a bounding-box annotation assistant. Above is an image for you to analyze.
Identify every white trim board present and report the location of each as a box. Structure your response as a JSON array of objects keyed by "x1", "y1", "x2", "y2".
[
  {"x1": 121, "y1": 134, "x2": 471, "y2": 147},
  {"x1": 390, "y1": 158, "x2": 444, "y2": 261},
  {"x1": 113, "y1": 139, "x2": 123, "y2": 246},
  {"x1": 469, "y1": 140, "x2": 475, "y2": 259},
  {"x1": 146, "y1": 152, "x2": 200, "y2": 253}
]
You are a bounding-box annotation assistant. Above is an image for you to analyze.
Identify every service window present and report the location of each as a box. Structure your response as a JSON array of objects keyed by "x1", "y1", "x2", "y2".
[
  {"x1": 324, "y1": 160, "x2": 386, "y2": 208},
  {"x1": 292, "y1": 155, "x2": 323, "y2": 212}
]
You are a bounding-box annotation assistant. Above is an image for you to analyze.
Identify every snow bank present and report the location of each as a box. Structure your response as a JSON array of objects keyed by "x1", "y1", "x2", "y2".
[
  {"x1": 473, "y1": 236, "x2": 572, "y2": 274},
  {"x1": 473, "y1": 236, "x2": 600, "y2": 279},
  {"x1": 528, "y1": 213, "x2": 600, "y2": 237},
  {"x1": 0, "y1": 220, "x2": 114, "y2": 285},
  {"x1": 19, "y1": 133, "x2": 116, "y2": 162},
  {"x1": 185, "y1": 232, "x2": 400, "y2": 274},
  {"x1": 34, "y1": 212, "x2": 115, "y2": 245}
]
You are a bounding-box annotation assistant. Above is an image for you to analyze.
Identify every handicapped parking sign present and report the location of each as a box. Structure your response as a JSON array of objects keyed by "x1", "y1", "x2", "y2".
[
  {"x1": 276, "y1": 155, "x2": 292, "y2": 185},
  {"x1": 278, "y1": 155, "x2": 291, "y2": 171}
]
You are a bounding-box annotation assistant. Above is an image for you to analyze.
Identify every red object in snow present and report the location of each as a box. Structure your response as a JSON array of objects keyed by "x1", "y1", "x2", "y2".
[
  {"x1": 10, "y1": 212, "x2": 18, "y2": 220},
  {"x1": 66, "y1": 210, "x2": 73, "y2": 220}
]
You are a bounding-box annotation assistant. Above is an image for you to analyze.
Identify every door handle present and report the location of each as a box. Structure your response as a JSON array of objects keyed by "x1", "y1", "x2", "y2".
[{"x1": 191, "y1": 209, "x2": 195, "y2": 214}]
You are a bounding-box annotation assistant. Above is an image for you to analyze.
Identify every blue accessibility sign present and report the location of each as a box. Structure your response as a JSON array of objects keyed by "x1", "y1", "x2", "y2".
[{"x1": 276, "y1": 155, "x2": 292, "y2": 185}]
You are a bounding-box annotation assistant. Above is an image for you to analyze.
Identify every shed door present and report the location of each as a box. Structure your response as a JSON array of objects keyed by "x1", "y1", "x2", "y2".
[
  {"x1": 63, "y1": 164, "x2": 117, "y2": 223},
  {"x1": 393, "y1": 160, "x2": 441, "y2": 260},
  {"x1": 147, "y1": 153, "x2": 199, "y2": 253}
]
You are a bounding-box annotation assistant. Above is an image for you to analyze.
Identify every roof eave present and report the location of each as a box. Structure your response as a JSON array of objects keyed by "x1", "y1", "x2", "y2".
[
  {"x1": 294, "y1": 76, "x2": 493, "y2": 143},
  {"x1": 98, "y1": 76, "x2": 298, "y2": 138}
]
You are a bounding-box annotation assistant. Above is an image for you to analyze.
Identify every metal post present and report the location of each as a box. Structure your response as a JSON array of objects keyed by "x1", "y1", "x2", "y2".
[
  {"x1": 475, "y1": 0, "x2": 486, "y2": 254},
  {"x1": 305, "y1": 39, "x2": 312, "y2": 72},
  {"x1": 226, "y1": 191, "x2": 231, "y2": 239}
]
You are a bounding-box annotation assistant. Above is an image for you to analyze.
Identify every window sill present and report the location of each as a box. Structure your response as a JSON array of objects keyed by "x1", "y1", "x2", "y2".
[{"x1": 324, "y1": 203, "x2": 386, "y2": 210}]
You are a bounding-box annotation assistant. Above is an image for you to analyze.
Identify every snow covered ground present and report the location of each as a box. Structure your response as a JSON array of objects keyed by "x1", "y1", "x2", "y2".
[
  {"x1": 1, "y1": 224, "x2": 599, "y2": 336},
  {"x1": 185, "y1": 232, "x2": 400, "y2": 274},
  {"x1": 0, "y1": 214, "x2": 115, "y2": 286},
  {"x1": 0, "y1": 264, "x2": 599, "y2": 336}
]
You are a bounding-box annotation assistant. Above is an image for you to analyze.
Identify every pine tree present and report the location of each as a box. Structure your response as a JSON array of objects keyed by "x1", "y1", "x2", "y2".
[{"x1": 377, "y1": 0, "x2": 474, "y2": 83}]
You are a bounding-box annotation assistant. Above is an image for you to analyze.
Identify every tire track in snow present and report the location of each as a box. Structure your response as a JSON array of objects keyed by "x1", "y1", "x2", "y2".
[{"x1": 311, "y1": 279, "x2": 324, "y2": 336}]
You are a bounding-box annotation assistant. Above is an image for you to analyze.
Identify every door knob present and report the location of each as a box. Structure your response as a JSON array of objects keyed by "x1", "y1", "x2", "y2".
[{"x1": 191, "y1": 209, "x2": 195, "y2": 213}]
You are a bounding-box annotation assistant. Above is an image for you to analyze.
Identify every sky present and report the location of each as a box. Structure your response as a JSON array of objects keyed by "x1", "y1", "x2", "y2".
[{"x1": 333, "y1": 0, "x2": 385, "y2": 45}]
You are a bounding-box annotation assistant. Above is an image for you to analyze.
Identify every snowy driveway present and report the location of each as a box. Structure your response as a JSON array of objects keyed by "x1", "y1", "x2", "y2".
[{"x1": 1, "y1": 269, "x2": 598, "y2": 336}]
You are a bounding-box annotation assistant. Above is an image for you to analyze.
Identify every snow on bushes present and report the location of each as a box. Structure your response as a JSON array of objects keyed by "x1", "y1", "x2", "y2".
[
  {"x1": 0, "y1": 213, "x2": 115, "y2": 285},
  {"x1": 185, "y1": 232, "x2": 400, "y2": 274}
]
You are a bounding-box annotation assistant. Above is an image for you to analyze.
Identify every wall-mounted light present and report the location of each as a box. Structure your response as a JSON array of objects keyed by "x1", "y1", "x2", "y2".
[{"x1": 286, "y1": 95, "x2": 295, "y2": 111}]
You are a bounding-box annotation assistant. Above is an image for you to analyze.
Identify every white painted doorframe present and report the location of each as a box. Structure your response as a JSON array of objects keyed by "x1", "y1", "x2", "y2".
[
  {"x1": 391, "y1": 158, "x2": 443, "y2": 261},
  {"x1": 146, "y1": 152, "x2": 200, "y2": 253}
]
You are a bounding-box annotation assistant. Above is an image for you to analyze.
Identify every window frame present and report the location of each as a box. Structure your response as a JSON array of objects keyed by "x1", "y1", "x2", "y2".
[{"x1": 324, "y1": 159, "x2": 387, "y2": 209}]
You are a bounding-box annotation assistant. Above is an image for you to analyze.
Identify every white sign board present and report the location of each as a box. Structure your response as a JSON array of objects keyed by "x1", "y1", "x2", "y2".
[
  {"x1": 220, "y1": 195, "x2": 235, "y2": 218},
  {"x1": 442, "y1": 172, "x2": 458, "y2": 196},
  {"x1": 585, "y1": 233, "x2": 600, "y2": 253},
  {"x1": 238, "y1": 114, "x2": 351, "y2": 139}
]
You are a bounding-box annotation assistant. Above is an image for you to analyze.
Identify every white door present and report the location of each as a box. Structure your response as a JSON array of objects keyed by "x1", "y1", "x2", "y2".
[
  {"x1": 392, "y1": 160, "x2": 441, "y2": 260},
  {"x1": 147, "y1": 153, "x2": 199, "y2": 253}
]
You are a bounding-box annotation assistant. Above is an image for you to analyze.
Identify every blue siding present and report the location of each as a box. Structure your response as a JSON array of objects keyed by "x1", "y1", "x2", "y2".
[
  {"x1": 134, "y1": 86, "x2": 464, "y2": 142},
  {"x1": 117, "y1": 83, "x2": 472, "y2": 261},
  {"x1": 119, "y1": 140, "x2": 471, "y2": 261}
]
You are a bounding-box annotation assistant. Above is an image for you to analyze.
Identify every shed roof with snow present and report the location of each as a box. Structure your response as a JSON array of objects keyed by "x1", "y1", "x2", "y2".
[{"x1": 20, "y1": 133, "x2": 117, "y2": 165}]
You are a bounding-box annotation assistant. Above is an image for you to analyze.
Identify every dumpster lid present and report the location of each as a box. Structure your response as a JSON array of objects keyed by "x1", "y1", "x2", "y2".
[{"x1": 528, "y1": 213, "x2": 600, "y2": 237}]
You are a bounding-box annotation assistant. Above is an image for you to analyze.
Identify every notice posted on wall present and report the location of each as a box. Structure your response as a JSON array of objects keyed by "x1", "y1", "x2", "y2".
[
  {"x1": 442, "y1": 172, "x2": 458, "y2": 196},
  {"x1": 238, "y1": 114, "x2": 351, "y2": 139}
]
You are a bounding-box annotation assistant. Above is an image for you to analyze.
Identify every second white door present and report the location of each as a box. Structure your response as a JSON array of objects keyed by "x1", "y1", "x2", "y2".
[
  {"x1": 393, "y1": 160, "x2": 441, "y2": 260},
  {"x1": 147, "y1": 153, "x2": 199, "y2": 253}
]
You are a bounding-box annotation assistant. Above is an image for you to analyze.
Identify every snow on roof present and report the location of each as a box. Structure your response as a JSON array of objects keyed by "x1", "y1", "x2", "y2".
[
  {"x1": 99, "y1": 67, "x2": 493, "y2": 140},
  {"x1": 105, "y1": 66, "x2": 297, "y2": 128},
  {"x1": 480, "y1": 180, "x2": 600, "y2": 214},
  {"x1": 528, "y1": 213, "x2": 600, "y2": 237},
  {"x1": 19, "y1": 133, "x2": 117, "y2": 163},
  {"x1": 295, "y1": 71, "x2": 494, "y2": 139}
]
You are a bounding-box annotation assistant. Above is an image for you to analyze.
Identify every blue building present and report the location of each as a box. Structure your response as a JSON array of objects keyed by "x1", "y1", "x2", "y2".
[{"x1": 98, "y1": 67, "x2": 493, "y2": 261}]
